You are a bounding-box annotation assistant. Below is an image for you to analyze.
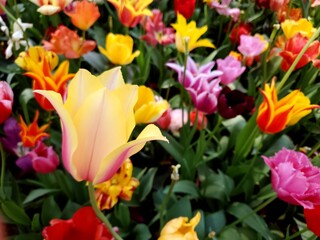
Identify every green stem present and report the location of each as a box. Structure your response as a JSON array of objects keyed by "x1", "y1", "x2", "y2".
[
  {"x1": 276, "y1": 26, "x2": 320, "y2": 92},
  {"x1": 159, "y1": 179, "x2": 177, "y2": 229},
  {"x1": 87, "y1": 182, "x2": 123, "y2": 240},
  {"x1": 0, "y1": 143, "x2": 5, "y2": 198},
  {"x1": 286, "y1": 227, "x2": 309, "y2": 240}
]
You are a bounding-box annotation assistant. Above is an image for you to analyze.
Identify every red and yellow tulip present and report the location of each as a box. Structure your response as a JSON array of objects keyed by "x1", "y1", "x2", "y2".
[{"x1": 257, "y1": 79, "x2": 319, "y2": 134}]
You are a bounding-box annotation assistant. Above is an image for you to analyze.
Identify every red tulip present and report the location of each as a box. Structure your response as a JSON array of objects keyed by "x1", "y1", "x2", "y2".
[
  {"x1": 304, "y1": 205, "x2": 320, "y2": 237},
  {"x1": 0, "y1": 81, "x2": 14, "y2": 124},
  {"x1": 279, "y1": 33, "x2": 320, "y2": 71},
  {"x1": 174, "y1": 0, "x2": 196, "y2": 19},
  {"x1": 42, "y1": 206, "x2": 115, "y2": 240}
]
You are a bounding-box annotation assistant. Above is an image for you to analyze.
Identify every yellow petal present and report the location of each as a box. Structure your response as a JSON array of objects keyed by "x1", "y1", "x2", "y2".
[{"x1": 94, "y1": 124, "x2": 168, "y2": 184}]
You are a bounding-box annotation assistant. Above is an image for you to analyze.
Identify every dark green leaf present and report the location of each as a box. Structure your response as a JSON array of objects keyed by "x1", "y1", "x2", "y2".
[
  {"x1": 227, "y1": 202, "x2": 273, "y2": 240},
  {"x1": 1, "y1": 200, "x2": 30, "y2": 225}
]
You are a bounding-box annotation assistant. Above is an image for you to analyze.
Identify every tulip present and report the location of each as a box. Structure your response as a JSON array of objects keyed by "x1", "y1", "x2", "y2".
[
  {"x1": 140, "y1": 9, "x2": 175, "y2": 47},
  {"x1": 156, "y1": 109, "x2": 172, "y2": 130},
  {"x1": 158, "y1": 212, "x2": 201, "y2": 240},
  {"x1": 279, "y1": 33, "x2": 320, "y2": 71},
  {"x1": 205, "y1": 0, "x2": 240, "y2": 21},
  {"x1": 43, "y1": 25, "x2": 96, "y2": 59},
  {"x1": 229, "y1": 22, "x2": 252, "y2": 44},
  {"x1": 0, "y1": 81, "x2": 14, "y2": 124},
  {"x1": 35, "y1": 67, "x2": 167, "y2": 184},
  {"x1": 216, "y1": 56, "x2": 246, "y2": 85},
  {"x1": 29, "y1": 142, "x2": 59, "y2": 174},
  {"x1": 168, "y1": 108, "x2": 188, "y2": 134},
  {"x1": 262, "y1": 148, "x2": 320, "y2": 209},
  {"x1": 94, "y1": 159, "x2": 139, "y2": 210},
  {"x1": 189, "y1": 110, "x2": 208, "y2": 130},
  {"x1": 64, "y1": 0, "x2": 100, "y2": 31},
  {"x1": 281, "y1": 18, "x2": 316, "y2": 39},
  {"x1": 166, "y1": 56, "x2": 222, "y2": 114},
  {"x1": 257, "y1": 79, "x2": 319, "y2": 134},
  {"x1": 171, "y1": 13, "x2": 215, "y2": 53},
  {"x1": 238, "y1": 35, "x2": 268, "y2": 66},
  {"x1": 174, "y1": 0, "x2": 196, "y2": 19},
  {"x1": 18, "y1": 111, "x2": 50, "y2": 148},
  {"x1": 107, "y1": 0, "x2": 153, "y2": 28},
  {"x1": 16, "y1": 141, "x2": 59, "y2": 174},
  {"x1": 218, "y1": 86, "x2": 254, "y2": 119},
  {"x1": 304, "y1": 205, "x2": 320, "y2": 237},
  {"x1": 29, "y1": 0, "x2": 72, "y2": 15},
  {"x1": 134, "y1": 86, "x2": 169, "y2": 124},
  {"x1": 15, "y1": 46, "x2": 59, "y2": 75},
  {"x1": 0, "y1": 117, "x2": 21, "y2": 154},
  {"x1": 15, "y1": 47, "x2": 75, "y2": 111},
  {"x1": 98, "y1": 33, "x2": 140, "y2": 65},
  {"x1": 42, "y1": 206, "x2": 115, "y2": 239}
]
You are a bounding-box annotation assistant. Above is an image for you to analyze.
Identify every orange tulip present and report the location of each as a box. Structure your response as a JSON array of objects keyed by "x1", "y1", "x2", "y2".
[
  {"x1": 64, "y1": 0, "x2": 100, "y2": 30},
  {"x1": 15, "y1": 47, "x2": 75, "y2": 111},
  {"x1": 43, "y1": 25, "x2": 96, "y2": 59},
  {"x1": 19, "y1": 111, "x2": 50, "y2": 148},
  {"x1": 257, "y1": 79, "x2": 319, "y2": 134}
]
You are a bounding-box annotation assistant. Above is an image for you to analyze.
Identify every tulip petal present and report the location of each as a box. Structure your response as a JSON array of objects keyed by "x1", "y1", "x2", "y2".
[
  {"x1": 64, "y1": 69, "x2": 104, "y2": 116},
  {"x1": 93, "y1": 124, "x2": 168, "y2": 184},
  {"x1": 71, "y1": 85, "x2": 137, "y2": 181},
  {"x1": 97, "y1": 67, "x2": 125, "y2": 90},
  {"x1": 34, "y1": 90, "x2": 77, "y2": 175}
]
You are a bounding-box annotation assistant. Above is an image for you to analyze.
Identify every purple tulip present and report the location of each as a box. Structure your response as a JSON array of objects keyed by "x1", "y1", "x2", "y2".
[
  {"x1": 166, "y1": 57, "x2": 223, "y2": 114},
  {"x1": 218, "y1": 86, "x2": 254, "y2": 119},
  {"x1": 0, "y1": 117, "x2": 21, "y2": 155}
]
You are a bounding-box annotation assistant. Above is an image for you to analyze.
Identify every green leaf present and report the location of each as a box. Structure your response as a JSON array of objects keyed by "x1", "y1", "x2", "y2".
[
  {"x1": 132, "y1": 224, "x2": 152, "y2": 240},
  {"x1": 227, "y1": 202, "x2": 273, "y2": 240},
  {"x1": 166, "y1": 197, "x2": 192, "y2": 221},
  {"x1": 219, "y1": 228, "x2": 241, "y2": 240},
  {"x1": 202, "y1": 170, "x2": 234, "y2": 202},
  {"x1": 31, "y1": 213, "x2": 42, "y2": 232},
  {"x1": 172, "y1": 180, "x2": 200, "y2": 199},
  {"x1": 136, "y1": 168, "x2": 157, "y2": 201},
  {"x1": 12, "y1": 233, "x2": 42, "y2": 240},
  {"x1": 114, "y1": 203, "x2": 130, "y2": 228},
  {"x1": 233, "y1": 112, "x2": 259, "y2": 163},
  {"x1": 1, "y1": 200, "x2": 30, "y2": 225},
  {"x1": 23, "y1": 189, "x2": 60, "y2": 205},
  {"x1": 41, "y1": 196, "x2": 61, "y2": 226},
  {"x1": 158, "y1": 131, "x2": 183, "y2": 164},
  {"x1": 205, "y1": 210, "x2": 226, "y2": 234}
]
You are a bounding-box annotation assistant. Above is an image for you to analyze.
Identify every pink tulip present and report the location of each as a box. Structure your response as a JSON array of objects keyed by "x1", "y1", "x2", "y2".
[
  {"x1": 262, "y1": 148, "x2": 320, "y2": 209},
  {"x1": 0, "y1": 81, "x2": 14, "y2": 124},
  {"x1": 216, "y1": 56, "x2": 246, "y2": 85},
  {"x1": 166, "y1": 57, "x2": 222, "y2": 114},
  {"x1": 29, "y1": 142, "x2": 60, "y2": 174}
]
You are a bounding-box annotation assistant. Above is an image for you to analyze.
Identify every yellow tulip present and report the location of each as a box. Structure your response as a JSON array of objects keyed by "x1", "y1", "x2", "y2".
[
  {"x1": 134, "y1": 86, "x2": 169, "y2": 124},
  {"x1": 34, "y1": 67, "x2": 167, "y2": 184},
  {"x1": 15, "y1": 46, "x2": 59, "y2": 77},
  {"x1": 281, "y1": 18, "x2": 316, "y2": 39},
  {"x1": 94, "y1": 159, "x2": 139, "y2": 210},
  {"x1": 158, "y1": 212, "x2": 201, "y2": 240},
  {"x1": 171, "y1": 13, "x2": 215, "y2": 53},
  {"x1": 98, "y1": 33, "x2": 140, "y2": 65}
]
